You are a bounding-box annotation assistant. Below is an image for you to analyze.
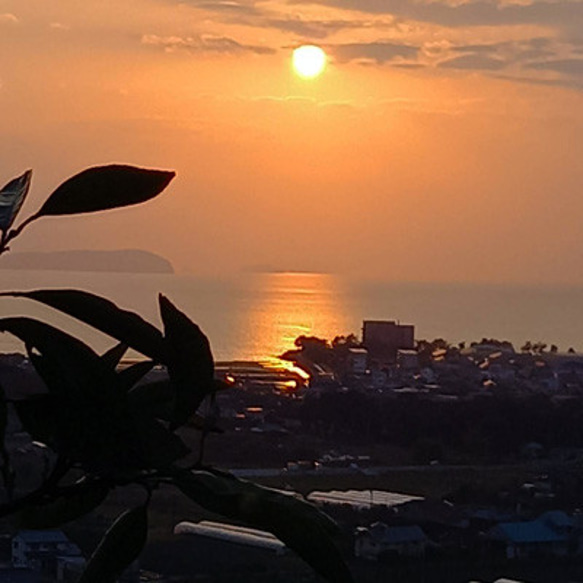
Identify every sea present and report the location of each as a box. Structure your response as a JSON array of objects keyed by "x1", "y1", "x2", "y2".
[{"x1": 0, "y1": 270, "x2": 581, "y2": 362}]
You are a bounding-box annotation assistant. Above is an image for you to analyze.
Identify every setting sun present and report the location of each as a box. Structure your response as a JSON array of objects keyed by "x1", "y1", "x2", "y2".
[{"x1": 292, "y1": 45, "x2": 327, "y2": 79}]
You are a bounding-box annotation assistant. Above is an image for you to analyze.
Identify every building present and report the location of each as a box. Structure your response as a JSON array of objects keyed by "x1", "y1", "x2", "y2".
[
  {"x1": 347, "y1": 348, "x2": 368, "y2": 375},
  {"x1": 397, "y1": 349, "x2": 419, "y2": 370},
  {"x1": 0, "y1": 569, "x2": 43, "y2": 583},
  {"x1": 174, "y1": 521, "x2": 288, "y2": 555},
  {"x1": 355, "y1": 523, "x2": 428, "y2": 560},
  {"x1": 12, "y1": 530, "x2": 84, "y2": 581},
  {"x1": 307, "y1": 489, "x2": 422, "y2": 511},
  {"x1": 488, "y1": 513, "x2": 573, "y2": 559},
  {"x1": 362, "y1": 321, "x2": 414, "y2": 362}
]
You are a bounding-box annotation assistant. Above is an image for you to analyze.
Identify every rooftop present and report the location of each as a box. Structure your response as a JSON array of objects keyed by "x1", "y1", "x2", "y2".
[{"x1": 15, "y1": 531, "x2": 70, "y2": 544}]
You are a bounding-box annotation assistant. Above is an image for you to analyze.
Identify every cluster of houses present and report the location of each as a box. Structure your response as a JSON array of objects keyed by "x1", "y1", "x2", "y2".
[
  {"x1": 353, "y1": 506, "x2": 583, "y2": 562},
  {"x1": 3, "y1": 497, "x2": 582, "y2": 582},
  {"x1": 1, "y1": 530, "x2": 85, "y2": 582},
  {"x1": 0, "y1": 530, "x2": 143, "y2": 583},
  {"x1": 303, "y1": 321, "x2": 583, "y2": 398}
]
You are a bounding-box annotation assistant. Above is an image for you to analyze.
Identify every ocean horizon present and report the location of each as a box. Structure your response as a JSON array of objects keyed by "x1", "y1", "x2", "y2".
[{"x1": 0, "y1": 270, "x2": 581, "y2": 361}]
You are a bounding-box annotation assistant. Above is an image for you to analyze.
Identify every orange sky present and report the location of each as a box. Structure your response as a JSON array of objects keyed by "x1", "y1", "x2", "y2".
[{"x1": 1, "y1": 0, "x2": 583, "y2": 283}]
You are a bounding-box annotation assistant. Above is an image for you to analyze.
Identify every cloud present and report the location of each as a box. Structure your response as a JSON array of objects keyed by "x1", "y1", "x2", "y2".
[
  {"x1": 50, "y1": 22, "x2": 70, "y2": 31},
  {"x1": 0, "y1": 13, "x2": 18, "y2": 24},
  {"x1": 141, "y1": 33, "x2": 276, "y2": 55},
  {"x1": 526, "y1": 58, "x2": 583, "y2": 76},
  {"x1": 447, "y1": 37, "x2": 558, "y2": 64},
  {"x1": 438, "y1": 53, "x2": 508, "y2": 70},
  {"x1": 177, "y1": 0, "x2": 397, "y2": 39},
  {"x1": 330, "y1": 41, "x2": 419, "y2": 64},
  {"x1": 186, "y1": 0, "x2": 261, "y2": 15},
  {"x1": 288, "y1": 0, "x2": 583, "y2": 31},
  {"x1": 264, "y1": 16, "x2": 388, "y2": 39},
  {"x1": 451, "y1": 43, "x2": 502, "y2": 55}
]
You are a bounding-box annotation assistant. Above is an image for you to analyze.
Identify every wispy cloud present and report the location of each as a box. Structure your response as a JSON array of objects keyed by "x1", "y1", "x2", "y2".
[
  {"x1": 288, "y1": 0, "x2": 583, "y2": 30},
  {"x1": 330, "y1": 41, "x2": 419, "y2": 64},
  {"x1": 50, "y1": 22, "x2": 70, "y2": 31},
  {"x1": 166, "y1": 0, "x2": 396, "y2": 39},
  {"x1": 526, "y1": 58, "x2": 583, "y2": 76},
  {"x1": 187, "y1": 0, "x2": 262, "y2": 15},
  {"x1": 264, "y1": 16, "x2": 389, "y2": 39},
  {"x1": 438, "y1": 53, "x2": 507, "y2": 71},
  {"x1": 141, "y1": 33, "x2": 276, "y2": 55},
  {"x1": 0, "y1": 13, "x2": 18, "y2": 25}
]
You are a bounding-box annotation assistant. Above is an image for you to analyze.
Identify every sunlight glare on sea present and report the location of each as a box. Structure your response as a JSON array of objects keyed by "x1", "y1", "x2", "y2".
[
  {"x1": 0, "y1": 270, "x2": 352, "y2": 362},
  {"x1": 1, "y1": 270, "x2": 583, "y2": 361},
  {"x1": 233, "y1": 272, "x2": 351, "y2": 362}
]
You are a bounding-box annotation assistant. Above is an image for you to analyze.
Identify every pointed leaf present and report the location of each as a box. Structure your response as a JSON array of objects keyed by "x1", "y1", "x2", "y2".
[
  {"x1": 159, "y1": 295, "x2": 214, "y2": 428},
  {"x1": 18, "y1": 483, "x2": 109, "y2": 529},
  {"x1": 0, "y1": 384, "x2": 6, "y2": 452},
  {"x1": 24, "y1": 350, "x2": 105, "y2": 460},
  {"x1": 0, "y1": 317, "x2": 110, "y2": 398},
  {"x1": 174, "y1": 470, "x2": 354, "y2": 583},
  {"x1": 0, "y1": 170, "x2": 32, "y2": 231},
  {"x1": 0, "y1": 290, "x2": 167, "y2": 361},
  {"x1": 187, "y1": 413, "x2": 223, "y2": 434},
  {"x1": 128, "y1": 380, "x2": 174, "y2": 420},
  {"x1": 1, "y1": 319, "x2": 130, "y2": 467},
  {"x1": 118, "y1": 361, "x2": 155, "y2": 391},
  {"x1": 37, "y1": 164, "x2": 174, "y2": 217},
  {"x1": 132, "y1": 417, "x2": 189, "y2": 467},
  {"x1": 101, "y1": 343, "x2": 128, "y2": 369},
  {"x1": 79, "y1": 505, "x2": 148, "y2": 583},
  {"x1": 0, "y1": 383, "x2": 13, "y2": 494},
  {"x1": 14, "y1": 395, "x2": 59, "y2": 447}
]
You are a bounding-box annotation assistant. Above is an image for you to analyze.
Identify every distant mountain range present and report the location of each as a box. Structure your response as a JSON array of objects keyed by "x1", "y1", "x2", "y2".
[{"x1": 0, "y1": 250, "x2": 174, "y2": 274}]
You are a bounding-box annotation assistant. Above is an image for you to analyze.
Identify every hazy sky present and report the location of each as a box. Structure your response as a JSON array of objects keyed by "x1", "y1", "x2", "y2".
[{"x1": 1, "y1": 0, "x2": 583, "y2": 283}]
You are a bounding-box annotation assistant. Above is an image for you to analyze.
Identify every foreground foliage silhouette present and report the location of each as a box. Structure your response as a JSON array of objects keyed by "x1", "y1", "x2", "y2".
[{"x1": 0, "y1": 166, "x2": 354, "y2": 583}]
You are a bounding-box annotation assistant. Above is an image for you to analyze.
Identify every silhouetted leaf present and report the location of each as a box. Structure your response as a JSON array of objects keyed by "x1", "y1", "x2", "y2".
[
  {"x1": 37, "y1": 164, "x2": 174, "y2": 217},
  {"x1": 0, "y1": 384, "x2": 13, "y2": 495},
  {"x1": 0, "y1": 316, "x2": 96, "y2": 365},
  {"x1": 213, "y1": 379, "x2": 232, "y2": 392},
  {"x1": 0, "y1": 290, "x2": 167, "y2": 362},
  {"x1": 0, "y1": 384, "x2": 6, "y2": 451},
  {"x1": 174, "y1": 470, "x2": 354, "y2": 583},
  {"x1": 0, "y1": 450, "x2": 13, "y2": 499},
  {"x1": 18, "y1": 483, "x2": 109, "y2": 529},
  {"x1": 79, "y1": 505, "x2": 148, "y2": 583},
  {"x1": 159, "y1": 295, "x2": 214, "y2": 429},
  {"x1": 0, "y1": 317, "x2": 116, "y2": 399},
  {"x1": 128, "y1": 379, "x2": 221, "y2": 432},
  {"x1": 128, "y1": 380, "x2": 173, "y2": 421},
  {"x1": 133, "y1": 417, "x2": 189, "y2": 467},
  {"x1": 1, "y1": 318, "x2": 132, "y2": 467},
  {"x1": 0, "y1": 169, "x2": 32, "y2": 231},
  {"x1": 187, "y1": 413, "x2": 224, "y2": 434},
  {"x1": 118, "y1": 361, "x2": 155, "y2": 391},
  {"x1": 101, "y1": 343, "x2": 128, "y2": 369},
  {"x1": 24, "y1": 350, "x2": 103, "y2": 460},
  {"x1": 14, "y1": 396, "x2": 58, "y2": 447}
]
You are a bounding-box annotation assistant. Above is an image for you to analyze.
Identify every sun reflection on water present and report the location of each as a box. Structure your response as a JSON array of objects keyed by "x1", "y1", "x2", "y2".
[{"x1": 237, "y1": 272, "x2": 351, "y2": 362}]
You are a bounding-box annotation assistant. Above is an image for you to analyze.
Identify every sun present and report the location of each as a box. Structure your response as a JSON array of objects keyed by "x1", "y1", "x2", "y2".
[{"x1": 292, "y1": 45, "x2": 327, "y2": 79}]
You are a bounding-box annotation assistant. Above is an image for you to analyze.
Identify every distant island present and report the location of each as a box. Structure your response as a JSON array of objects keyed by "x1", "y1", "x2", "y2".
[{"x1": 0, "y1": 249, "x2": 174, "y2": 274}]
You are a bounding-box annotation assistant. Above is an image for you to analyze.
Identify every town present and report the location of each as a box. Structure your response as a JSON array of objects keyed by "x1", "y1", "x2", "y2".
[{"x1": 2, "y1": 320, "x2": 583, "y2": 582}]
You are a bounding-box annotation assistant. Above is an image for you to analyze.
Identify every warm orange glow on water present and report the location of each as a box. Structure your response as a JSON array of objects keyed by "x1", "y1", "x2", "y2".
[{"x1": 236, "y1": 272, "x2": 351, "y2": 361}]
